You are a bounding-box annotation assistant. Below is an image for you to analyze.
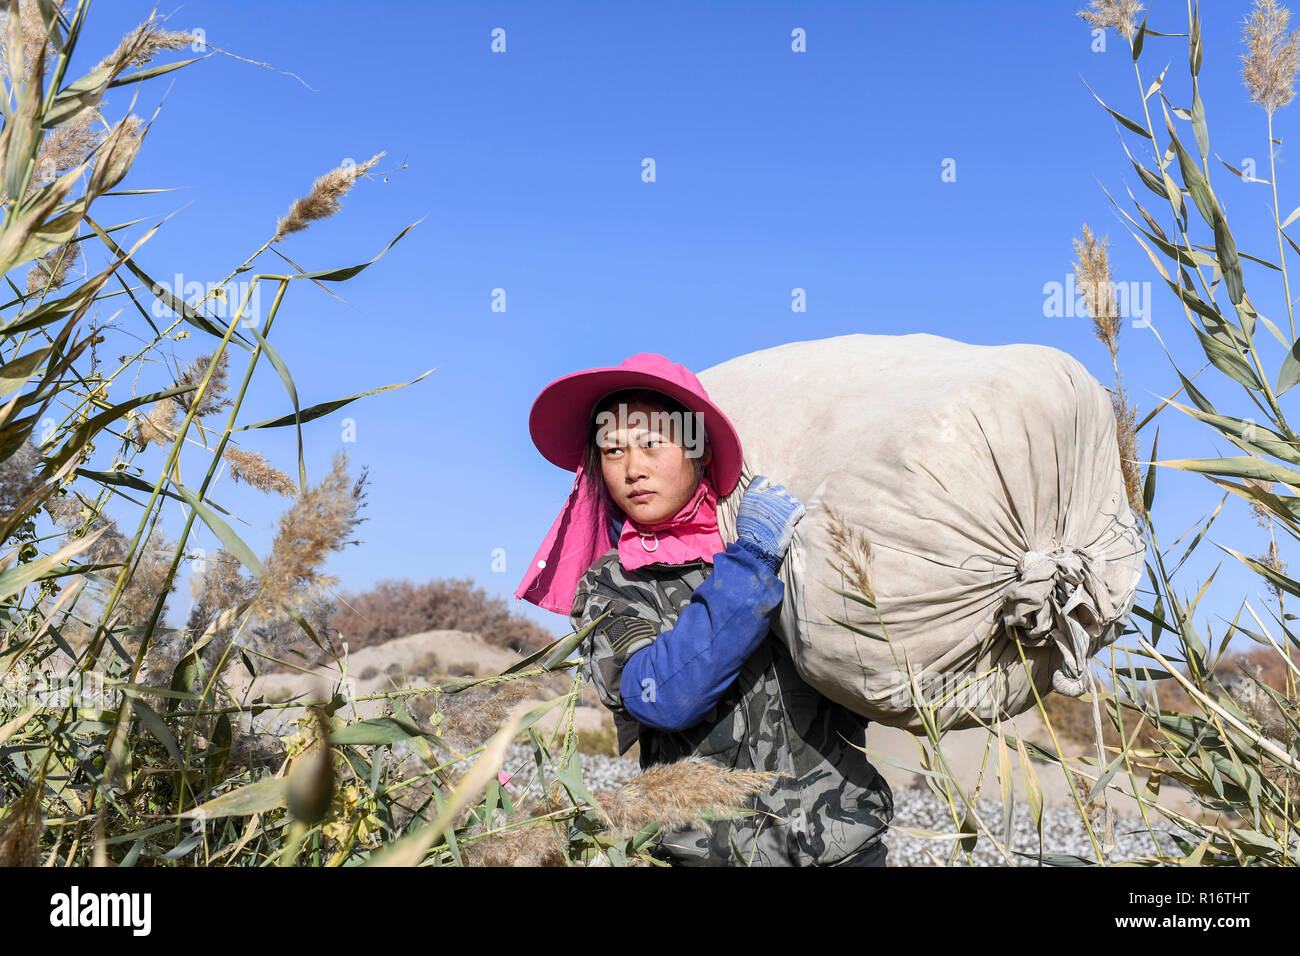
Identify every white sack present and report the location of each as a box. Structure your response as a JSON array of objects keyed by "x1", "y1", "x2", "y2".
[{"x1": 698, "y1": 333, "x2": 1146, "y2": 734}]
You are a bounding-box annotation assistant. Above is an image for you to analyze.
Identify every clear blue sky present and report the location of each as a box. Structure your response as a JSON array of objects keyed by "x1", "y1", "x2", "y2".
[{"x1": 75, "y1": 0, "x2": 1291, "y2": 654}]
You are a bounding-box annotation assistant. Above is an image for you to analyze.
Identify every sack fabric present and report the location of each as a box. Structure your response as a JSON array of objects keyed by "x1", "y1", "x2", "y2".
[{"x1": 696, "y1": 333, "x2": 1146, "y2": 734}]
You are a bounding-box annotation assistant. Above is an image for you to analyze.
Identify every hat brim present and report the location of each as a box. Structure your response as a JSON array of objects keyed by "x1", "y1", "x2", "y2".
[{"x1": 528, "y1": 366, "x2": 744, "y2": 496}]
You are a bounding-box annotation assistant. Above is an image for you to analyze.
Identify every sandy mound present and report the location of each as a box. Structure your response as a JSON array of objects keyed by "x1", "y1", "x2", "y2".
[{"x1": 232, "y1": 629, "x2": 607, "y2": 735}]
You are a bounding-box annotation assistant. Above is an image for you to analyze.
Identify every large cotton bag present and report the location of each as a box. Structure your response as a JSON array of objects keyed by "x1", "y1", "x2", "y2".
[{"x1": 698, "y1": 333, "x2": 1146, "y2": 734}]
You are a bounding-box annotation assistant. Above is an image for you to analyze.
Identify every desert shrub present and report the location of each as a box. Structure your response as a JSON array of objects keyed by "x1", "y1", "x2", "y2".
[
  {"x1": 328, "y1": 577, "x2": 557, "y2": 656},
  {"x1": 409, "y1": 651, "x2": 442, "y2": 677}
]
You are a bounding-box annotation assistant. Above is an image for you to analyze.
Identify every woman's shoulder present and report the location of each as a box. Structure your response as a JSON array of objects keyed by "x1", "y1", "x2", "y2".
[
  {"x1": 578, "y1": 547, "x2": 622, "y2": 589},
  {"x1": 581, "y1": 549, "x2": 711, "y2": 592},
  {"x1": 570, "y1": 547, "x2": 708, "y2": 625}
]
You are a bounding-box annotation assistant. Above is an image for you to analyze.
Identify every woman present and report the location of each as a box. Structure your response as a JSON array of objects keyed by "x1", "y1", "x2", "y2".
[{"x1": 516, "y1": 352, "x2": 894, "y2": 866}]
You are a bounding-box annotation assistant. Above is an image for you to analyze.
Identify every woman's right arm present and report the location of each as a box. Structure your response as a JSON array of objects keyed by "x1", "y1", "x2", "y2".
[
  {"x1": 617, "y1": 539, "x2": 784, "y2": 731},
  {"x1": 576, "y1": 476, "x2": 804, "y2": 734}
]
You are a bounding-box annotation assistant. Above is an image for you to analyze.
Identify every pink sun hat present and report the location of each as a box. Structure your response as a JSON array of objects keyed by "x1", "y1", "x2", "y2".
[
  {"x1": 526, "y1": 352, "x2": 743, "y2": 495},
  {"x1": 515, "y1": 353, "x2": 744, "y2": 615}
]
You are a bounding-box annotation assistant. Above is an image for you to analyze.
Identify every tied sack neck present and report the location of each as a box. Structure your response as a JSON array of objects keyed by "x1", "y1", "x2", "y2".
[{"x1": 616, "y1": 473, "x2": 726, "y2": 571}]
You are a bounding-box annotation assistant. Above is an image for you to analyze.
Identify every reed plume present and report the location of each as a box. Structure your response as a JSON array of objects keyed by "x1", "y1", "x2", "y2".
[
  {"x1": 93, "y1": 12, "x2": 195, "y2": 81},
  {"x1": 133, "y1": 399, "x2": 179, "y2": 448},
  {"x1": 0, "y1": 0, "x2": 57, "y2": 84},
  {"x1": 273, "y1": 153, "x2": 384, "y2": 241},
  {"x1": 1072, "y1": 224, "x2": 1144, "y2": 523},
  {"x1": 174, "y1": 349, "x2": 232, "y2": 419},
  {"x1": 222, "y1": 447, "x2": 298, "y2": 497},
  {"x1": 88, "y1": 114, "x2": 144, "y2": 196},
  {"x1": 1242, "y1": 0, "x2": 1300, "y2": 114},
  {"x1": 435, "y1": 678, "x2": 542, "y2": 754},
  {"x1": 1073, "y1": 224, "x2": 1120, "y2": 367},
  {"x1": 29, "y1": 113, "x2": 98, "y2": 197},
  {"x1": 459, "y1": 814, "x2": 567, "y2": 867},
  {"x1": 251, "y1": 450, "x2": 368, "y2": 624},
  {"x1": 825, "y1": 502, "x2": 876, "y2": 604},
  {"x1": 1076, "y1": 0, "x2": 1144, "y2": 41},
  {"x1": 0, "y1": 786, "x2": 42, "y2": 867},
  {"x1": 25, "y1": 242, "x2": 75, "y2": 294},
  {"x1": 1112, "y1": 380, "x2": 1143, "y2": 520},
  {"x1": 598, "y1": 757, "x2": 777, "y2": 834}
]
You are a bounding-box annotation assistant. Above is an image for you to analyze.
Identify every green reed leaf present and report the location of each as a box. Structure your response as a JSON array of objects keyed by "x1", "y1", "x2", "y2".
[
  {"x1": 1192, "y1": 327, "x2": 1260, "y2": 390},
  {"x1": 1191, "y1": 76, "x2": 1209, "y2": 165},
  {"x1": 176, "y1": 483, "x2": 264, "y2": 576},
  {"x1": 1133, "y1": 9, "x2": 1148, "y2": 61},
  {"x1": 1213, "y1": 209, "x2": 1244, "y2": 306},
  {"x1": 1190, "y1": 0, "x2": 1202, "y2": 75},
  {"x1": 1143, "y1": 426, "x2": 1158, "y2": 512},
  {"x1": 1082, "y1": 77, "x2": 1152, "y2": 138},
  {"x1": 331, "y1": 717, "x2": 430, "y2": 747},
  {"x1": 289, "y1": 221, "x2": 418, "y2": 282},
  {"x1": 232, "y1": 367, "x2": 434, "y2": 431},
  {"x1": 185, "y1": 778, "x2": 289, "y2": 819}
]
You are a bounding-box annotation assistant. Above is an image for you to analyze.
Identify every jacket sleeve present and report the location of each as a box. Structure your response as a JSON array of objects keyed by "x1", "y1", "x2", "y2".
[
  {"x1": 619, "y1": 539, "x2": 784, "y2": 732},
  {"x1": 570, "y1": 558, "x2": 663, "y2": 752}
]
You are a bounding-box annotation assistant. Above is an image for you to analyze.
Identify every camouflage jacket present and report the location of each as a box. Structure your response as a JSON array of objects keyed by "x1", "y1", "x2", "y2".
[{"x1": 570, "y1": 544, "x2": 895, "y2": 867}]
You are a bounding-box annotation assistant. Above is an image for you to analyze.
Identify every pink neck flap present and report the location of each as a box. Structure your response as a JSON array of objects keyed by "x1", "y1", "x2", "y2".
[{"x1": 515, "y1": 470, "x2": 726, "y2": 615}]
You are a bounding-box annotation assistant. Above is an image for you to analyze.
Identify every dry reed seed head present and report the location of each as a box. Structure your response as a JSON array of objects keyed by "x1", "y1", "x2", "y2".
[
  {"x1": 0, "y1": 786, "x2": 42, "y2": 867},
  {"x1": 599, "y1": 757, "x2": 779, "y2": 835},
  {"x1": 88, "y1": 114, "x2": 144, "y2": 197},
  {"x1": 186, "y1": 549, "x2": 258, "y2": 680},
  {"x1": 93, "y1": 13, "x2": 195, "y2": 80},
  {"x1": 273, "y1": 152, "x2": 384, "y2": 241},
  {"x1": 823, "y1": 503, "x2": 876, "y2": 602},
  {"x1": 44, "y1": 489, "x2": 86, "y2": 528},
  {"x1": 29, "y1": 112, "x2": 101, "y2": 198},
  {"x1": 174, "y1": 349, "x2": 233, "y2": 419},
  {"x1": 1247, "y1": 538, "x2": 1288, "y2": 599},
  {"x1": 435, "y1": 678, "x2": 542, "y2": 752},
  {"x1": 0, "y1": 0, "x2": 58, "y2": 84},
  {"x1": 222, "y1": 447, "x2": 298, "y2": 498},
  {"x1": 1076, "y1": 0, "x2": 1144, "y2": 41},
  {"x1": 251, "y1": 450, "x2": 368, "y2": 624},
  {"x1": 134, "y1": 399, "x2": 180, "y2": 448},
  {"x1": 188, "y1": 548, "x2": 253, "y2": 617},
  {"x1": 1072, "y1": 224, "x2": 1120, "y2": 355},
  {"x1": 1243, "y1": 477, "x2": 1277, "y2": 528},
  {"x1": 1111, "y1": 382, "x2": 1143, "y2": 520},
  {"x1": 25, "y1": 241, "x2": 75, "y2": 293},
  {"x1": 1243, "y1": 0, "x2": 1300, "y2": 113},
  {"x1": 113, "y1": 526, "x2": 178, "y2": 632},
  {"x1": 460, "y1": 820, "x2": 567, "y2": 866},
  {"x1": 1224, "y1": 661, "x2": 1291, "y2": 736},
  {"x1": 84, "y1": 511, "x2": 127, "y2": 566},
  {"x1": 0, "y1": 436, "x2": 41, "y2": 514}
]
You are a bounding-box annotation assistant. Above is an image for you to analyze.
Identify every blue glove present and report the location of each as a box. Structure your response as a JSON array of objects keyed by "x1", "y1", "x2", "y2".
[{"x1": 734, "y1": 475, "x2": 806, "y2": 574}]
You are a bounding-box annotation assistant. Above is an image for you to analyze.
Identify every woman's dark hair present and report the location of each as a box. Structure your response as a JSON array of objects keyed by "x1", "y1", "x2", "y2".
[{"x1": 581, "y1": 388, "x2": 710, "y2": 505}]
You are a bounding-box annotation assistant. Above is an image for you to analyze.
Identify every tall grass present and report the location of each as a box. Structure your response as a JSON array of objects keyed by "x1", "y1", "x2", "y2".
[
  {"x1": 0, "y1": 0, "x2": 769, "y2": 867},
  {"x1": 829, "y1": 0, "x2": 1299, "y2": 866}
]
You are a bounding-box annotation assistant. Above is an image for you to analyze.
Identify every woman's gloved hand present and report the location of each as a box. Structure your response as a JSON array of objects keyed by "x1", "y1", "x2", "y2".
[{"x1": 734, "y1": 475, "x2": 806, "y2": 573}]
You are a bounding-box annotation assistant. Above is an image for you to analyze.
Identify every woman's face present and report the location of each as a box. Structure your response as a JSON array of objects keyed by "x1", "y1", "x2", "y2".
[{"x1": 597, "y1": 398, "x2": 712, "y2": 523}]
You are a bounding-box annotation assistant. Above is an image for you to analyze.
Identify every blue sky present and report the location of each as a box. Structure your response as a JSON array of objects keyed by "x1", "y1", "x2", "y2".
[{"x1": 71, "y1": 0, "x2": 1295, "y2": 655}]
